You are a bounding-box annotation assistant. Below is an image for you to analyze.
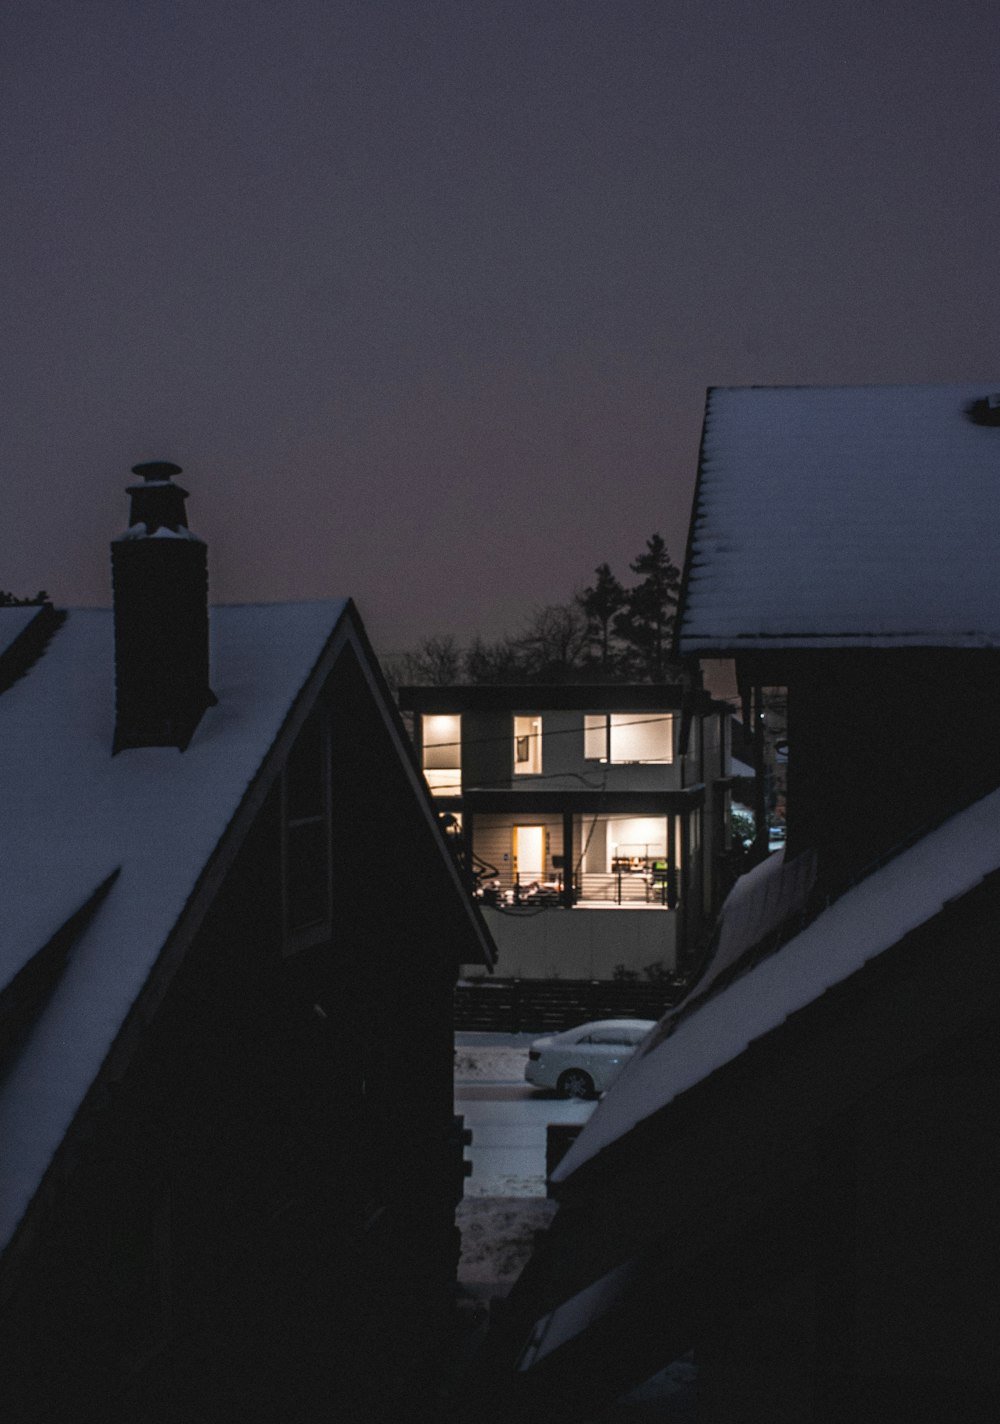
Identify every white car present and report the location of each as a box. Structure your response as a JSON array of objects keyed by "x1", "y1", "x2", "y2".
[{"x1": 524, "y1": 1018, "x2": 656, "y2": 1098}]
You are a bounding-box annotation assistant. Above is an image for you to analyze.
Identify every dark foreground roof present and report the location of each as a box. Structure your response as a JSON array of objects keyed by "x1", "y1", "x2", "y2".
[
  {"x1": 553, "y1": 781, "x2": 1000, "y2": 1182},
  {"x1": 0, "y1": 601, "x2": 492, "y2": 1257}
]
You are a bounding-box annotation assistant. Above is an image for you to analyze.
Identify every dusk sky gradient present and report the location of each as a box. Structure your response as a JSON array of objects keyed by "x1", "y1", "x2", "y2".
[{"x1": 3, "y1": 0, "x2": 999, "y2": 654}]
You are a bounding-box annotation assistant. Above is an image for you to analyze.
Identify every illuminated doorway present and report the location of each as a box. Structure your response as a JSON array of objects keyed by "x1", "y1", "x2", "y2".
[{"x1": 513, "y1": 825, "x2": 545, "y2": 882}]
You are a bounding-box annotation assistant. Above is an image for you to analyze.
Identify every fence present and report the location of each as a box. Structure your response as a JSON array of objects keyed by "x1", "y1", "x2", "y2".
[{"x1": 454, "y1": 976, "x2": 687, "y2": 1034}]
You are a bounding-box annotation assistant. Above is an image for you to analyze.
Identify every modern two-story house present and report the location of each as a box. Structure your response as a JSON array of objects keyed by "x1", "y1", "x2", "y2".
[
  {"x1": 399, "y1": 681, "x2": 733, "y2": 980},
  {"x1": 0, "y1": 465, "x2": 495, "y2": 1424}
]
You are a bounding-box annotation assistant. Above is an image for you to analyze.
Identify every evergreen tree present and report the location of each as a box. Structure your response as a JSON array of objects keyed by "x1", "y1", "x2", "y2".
[
  {"x1": 614, "y1": 533, "x2": 681, "y2": 680},
  {"x1": 578, "y1": 563, "x2": 626, "y2": 673}
]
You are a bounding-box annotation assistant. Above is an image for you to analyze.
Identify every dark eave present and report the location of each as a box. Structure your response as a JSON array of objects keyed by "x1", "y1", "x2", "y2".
[{"x1": 716, "y1": 644, "x2": 1000, "y2": 689}]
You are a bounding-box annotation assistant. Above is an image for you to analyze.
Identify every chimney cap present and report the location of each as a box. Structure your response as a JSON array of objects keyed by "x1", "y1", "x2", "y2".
[{"x1": 131, "y1": 461, "x2": 183, "y2": 481}]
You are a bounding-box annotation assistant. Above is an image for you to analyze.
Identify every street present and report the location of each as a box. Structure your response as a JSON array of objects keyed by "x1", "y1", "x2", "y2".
[{"x1": 454, "y1": 1033, "x2": 597, "y2": 1197}]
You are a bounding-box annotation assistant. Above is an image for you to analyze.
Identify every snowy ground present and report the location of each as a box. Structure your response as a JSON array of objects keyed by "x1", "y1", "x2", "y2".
[
  {"x1": 454, "y1": 1032, "x2": 560, "y2": 1295},
  {"x1": 452, "y1": 1033, "x2": 697, "y2": 1419},
  {"x1": 454, "y1": 1033, "x2": 568, "y2": 1293},
  {"x1": 453, "y1": 1033, "x2": 536, "y2": 1085},
  {"x1": 455, "y1": 1195, "x2": 557, "y2": 1290}
]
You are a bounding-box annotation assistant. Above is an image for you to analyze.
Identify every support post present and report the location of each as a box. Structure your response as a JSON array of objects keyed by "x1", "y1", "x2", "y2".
[{"x1": 561, "y1": 811, "x2": 574, "y2": 908}]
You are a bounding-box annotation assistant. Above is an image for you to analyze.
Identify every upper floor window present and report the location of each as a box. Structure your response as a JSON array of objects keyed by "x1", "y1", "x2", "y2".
[
  {"x1": 584, "y1": 712, "x2": 673, "y2": 764},
  {"x1": 422, "y1": 713, "x2": 461, "y2": 795},
  {"x1": 513, "y1": 715, "x2": 543, "y2": 775},
  {"x1": 283, "y1": 707, "x2": 331, "y2": 950}
]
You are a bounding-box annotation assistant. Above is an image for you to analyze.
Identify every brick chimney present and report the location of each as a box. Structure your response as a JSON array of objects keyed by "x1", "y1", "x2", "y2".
[{"x1": 111, "y1": 462, "x2": 216, "y2": 753}]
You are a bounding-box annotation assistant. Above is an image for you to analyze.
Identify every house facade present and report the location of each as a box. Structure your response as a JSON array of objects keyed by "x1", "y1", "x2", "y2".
[
  {"x1": 0, "y1": 465, "x2": 494, "y2": 1423},
  {"x1": 399, "y1": 682, "x2": 733, "y2": 980}
]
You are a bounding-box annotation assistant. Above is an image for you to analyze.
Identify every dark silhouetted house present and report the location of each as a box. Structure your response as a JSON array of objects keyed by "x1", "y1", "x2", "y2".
[
  {"x1": 0, "y1": 465, "x2": 494, "y2": 1423},
  {"x1": 466, "y1": 386, "x2": 1000, "y2": 1423},
  {"x1": 398, "y1": 682, "x2": 733, "y2": 982}
]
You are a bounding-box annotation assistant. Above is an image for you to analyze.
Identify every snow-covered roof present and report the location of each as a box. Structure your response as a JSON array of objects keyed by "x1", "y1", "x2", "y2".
[
  {"x1": 678, "y1": 384, "x2": 1000, "y2": 653},
  {"x1": 552, "y1": 782, "x2": 1000, "y2": 1181},
  {"x1": 0, "y1": 601, "x2": 349, "y2": 1252}
]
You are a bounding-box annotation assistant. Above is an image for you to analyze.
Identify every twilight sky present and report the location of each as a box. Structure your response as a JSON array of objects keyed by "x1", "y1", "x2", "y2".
[{"x1": 3, "y1": 0, "x2": 998, "y2": 655}]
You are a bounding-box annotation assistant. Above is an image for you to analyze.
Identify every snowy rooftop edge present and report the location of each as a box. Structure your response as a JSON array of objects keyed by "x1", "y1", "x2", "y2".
[
  {"x1": 0, "y1": 600, "x2": 350, "y2": 1252},
  {"x1": 678, "y1": 383, "x2": 1000, "y2": 649},
  {"x1": 553, "y1": 782, "x2": 1000, "y2": 1180}
]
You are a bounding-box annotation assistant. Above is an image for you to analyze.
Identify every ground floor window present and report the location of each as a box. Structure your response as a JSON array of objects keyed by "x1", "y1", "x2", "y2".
[
  {"x1": 578, "y1": 815, "x2": 670, "y2": 876},
  {"x1": 469, "y1": 812, "x2": 687, "y2": 908}
]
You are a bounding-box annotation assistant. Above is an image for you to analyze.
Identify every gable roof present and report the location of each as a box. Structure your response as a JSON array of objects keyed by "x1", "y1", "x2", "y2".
[
  {"x1": 677, "y1": 384, "x2": 1000, "y2": 655},
  {"x1": 0, "y1": 601, "x2": 492, "y2": 1260},
  {"x1": 552, "y1": 782, "x2": 1000, "y2": 1182}
]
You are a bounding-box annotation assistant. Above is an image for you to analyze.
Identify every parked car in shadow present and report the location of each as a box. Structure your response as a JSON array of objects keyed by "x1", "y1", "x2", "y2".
[{"x1": 525, "y1": 1019, "x2": 656, "y2": 1098}]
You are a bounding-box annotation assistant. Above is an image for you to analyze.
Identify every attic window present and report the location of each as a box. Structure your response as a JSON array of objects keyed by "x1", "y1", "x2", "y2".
[{"x1": 282, "y1": 709, "x2": 331, "y2": 949}]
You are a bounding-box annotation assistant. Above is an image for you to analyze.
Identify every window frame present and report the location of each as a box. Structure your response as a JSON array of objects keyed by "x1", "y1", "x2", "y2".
[
  {"x1": 513, "y1": 713, "x2": 543, "y2": 776},
  {"x1": 421, "y1": 712, "x2": 462, "y2": 796},
  {"x1": 583, "y1": 711, "x2": 674, "y2": 765}
]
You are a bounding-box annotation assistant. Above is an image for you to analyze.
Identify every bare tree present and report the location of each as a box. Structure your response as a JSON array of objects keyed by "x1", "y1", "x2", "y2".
[
  {"x1": 0, "y1": 590, "x2": 50, "y2": 606},
  {"x1": 380, "y1": 633, "x2": 464, "y2": 693},
  {"x1": 463, "y1": 633, "x2": 526, "y2": 684},
  {"x1": 515, "y1": 602, "x2": 589, "y2": 681}
]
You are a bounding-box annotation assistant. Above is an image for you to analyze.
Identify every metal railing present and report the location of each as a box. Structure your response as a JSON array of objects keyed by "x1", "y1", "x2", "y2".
[{"x1": 475, "y1": 869, "x2": 676, "y2": 909}]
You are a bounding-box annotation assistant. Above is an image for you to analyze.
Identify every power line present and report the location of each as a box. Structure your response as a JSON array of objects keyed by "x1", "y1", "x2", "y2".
[{"x1": 416, "y1": 711, "x2": 684, "y2": 759}]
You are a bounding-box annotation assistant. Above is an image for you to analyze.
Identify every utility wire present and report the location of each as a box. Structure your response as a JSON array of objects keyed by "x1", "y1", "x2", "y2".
[{"x1": 417, "y1": 711, "x2": 683, "y2": 758}]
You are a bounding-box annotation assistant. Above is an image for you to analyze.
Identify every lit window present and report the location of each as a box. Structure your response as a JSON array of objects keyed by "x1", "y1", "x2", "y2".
[
  {"x1": 608, "y1": 815, "x2": 669, "y2": 871},
  {"x1": 513, "y1": 715, "x2": 542, "y2": 774},
  {"x1": 422, "y1": 713, "x2": 461, "y2": 795},
  {"x1": 584, "y1": 712, "x2": 673, "y2": 764}
]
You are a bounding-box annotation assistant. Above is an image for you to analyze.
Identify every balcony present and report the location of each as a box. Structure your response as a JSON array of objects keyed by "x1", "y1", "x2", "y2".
[{"x1": 475, "y1": 867, "x2": 677, "y2": 910}]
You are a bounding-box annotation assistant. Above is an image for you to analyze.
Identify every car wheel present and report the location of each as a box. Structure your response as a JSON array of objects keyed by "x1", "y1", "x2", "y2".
[{"x1": 557, "y1": 1068, "x2": 595, "y2": 1099}]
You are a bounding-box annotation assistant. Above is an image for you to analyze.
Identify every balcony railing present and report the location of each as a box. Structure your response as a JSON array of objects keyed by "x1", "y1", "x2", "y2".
[{"x1": 474, "y1": 868, "x2": 676, "y2": 909}]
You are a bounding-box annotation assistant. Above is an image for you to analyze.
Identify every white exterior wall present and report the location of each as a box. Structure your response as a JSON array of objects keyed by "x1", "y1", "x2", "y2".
[
  {"x1": 473, "y1": 813, "x2": 564, "y2": 887},
  {"x1": 463, "y1": 906, "x2": 678, "y2": 981},
  {"x1": 510, "y1": 709, "x2": 685, "y2": 793}
]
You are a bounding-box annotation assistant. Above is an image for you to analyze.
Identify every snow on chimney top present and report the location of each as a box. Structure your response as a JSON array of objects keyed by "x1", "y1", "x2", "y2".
[{"x1": 123, "y1": 461, "x2": 197, "y2": 537}]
